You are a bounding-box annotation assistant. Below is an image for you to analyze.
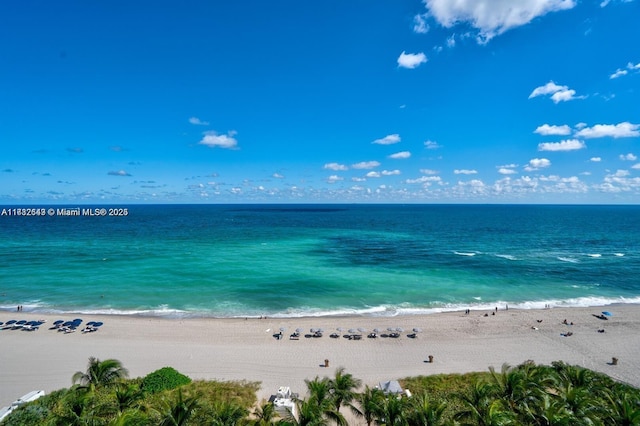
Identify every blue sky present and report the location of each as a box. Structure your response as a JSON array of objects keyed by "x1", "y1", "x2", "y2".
[{"x1": 1, "y1": 0, "x2": 639, "y2": 204}]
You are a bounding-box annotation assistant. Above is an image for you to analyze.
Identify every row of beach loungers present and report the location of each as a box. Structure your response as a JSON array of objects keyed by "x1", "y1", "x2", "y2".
[
  {"x1": 277, "y1": 327, "x2": 421, "y2": 340},
  {"x1": 0, "y1": 319, "x2": 104, "y2": 334},
  {"x1": 49, "y1": 319, "x2": 104, "y2": 334}
]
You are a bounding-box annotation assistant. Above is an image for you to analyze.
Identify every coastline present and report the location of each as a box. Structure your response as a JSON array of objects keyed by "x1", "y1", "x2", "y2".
[{"x1": 2, "y1": 304, "x2": 639, "y2": 410}]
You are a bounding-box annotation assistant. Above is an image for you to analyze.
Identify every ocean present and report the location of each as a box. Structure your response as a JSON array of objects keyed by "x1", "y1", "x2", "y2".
[{"x1": 1, "y1": 204, "x2": 639, "y2": 318}]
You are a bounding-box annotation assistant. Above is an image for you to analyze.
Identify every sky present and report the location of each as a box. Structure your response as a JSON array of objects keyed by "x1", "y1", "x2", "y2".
[{"x1": 1, "y1": 0, "x2": 639, "y2": 204}]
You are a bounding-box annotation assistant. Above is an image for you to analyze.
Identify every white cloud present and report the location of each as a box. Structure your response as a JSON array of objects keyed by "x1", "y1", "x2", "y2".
[
  {"x1": 601, "y1": 0, "x2": 636, "y2": 7},
  {"x1": 632, "y1": 163, "x2": 640, "y2": 169},
  {"x1": 199, "y1": 130, "x2": 239, "y2": 149},
  {"x1": 575, "y1": 122, "x2": 640, "y2": 139},
  {"x1": 538, "y1": 139, "x2": 586, "y2": 151},
  {"x1": 327, "y1": 175, "x2": 343, "y2": 183},
  {"x1": 620, "y1": 153, "x2": 638, "y2": 161},
  {"x1": 389, "y1": 151, "x2": 411, "y2": 159},
  {"x1": 366, "y1": 171, "x2": 381, "y2": 178},
  {"x1": 424, "y1": 140, "x2": 441, "y2": 149},
  {"x1": 610, "y1": 69, "x2": 628, "y2": 79},
  {"x1": 446, "y1": 35, "x2": 456, "y2": 48},
  {"x1": 382, "y1": 169, "x2": 401, "y2": 176},
  {"x1": 352, "y1": 161, "x2": 380, "y2": 170},
  {"x1": 534, "y1": 124, "x2": 571, "y2": 135},
  {"x1": 590, "y1": 157, "x2": 602, "y2": 162},
  {"x1": 406, "y1": 176, "x2": 442, "y2": 184},
  {"x1": 454, "y1": 169, "x2": 477, "y2": 175},
  {"x1": 525, "y1": 158, "x2": 551, "y2": 171},
  {"x1": 413, "y1": 13, "x2": 430, "y2": 33},
  {"x1": 189, "y1": 117, "x2": 209, "y2": 126},
  {"x1": 273, "y1": 173, "x2": 284, "y2": 179},
  {"x1": 498, "y1": 168, "x2": 518, "y2": 175},
  {"x1": 324, "y1": 163, "x2": 348, "y2": 171},
  {"x1": 373, "y1": 134, "x2": 401, "y2": 145},
  {"x1": 107, "y1": 170, "x2": 131, "y2": 177},
  {"x1": 420, "y1": 168, "x2": 439, "y2": 175},
  {"x1": 423, "y1": 0, "x2": 577, "y2": 43},
  {"x1": 608, "y1": 61, "x2": 639, "y2": 79},
  {"x1": 529, "y1": 81, "x2": 581, "y2": 103},
  {"x1": 397, "y1": 51, "x2": 427, "y2": 69},
  {"x1": 550, "y1": 89, "x2": 578, "y2": 103}
]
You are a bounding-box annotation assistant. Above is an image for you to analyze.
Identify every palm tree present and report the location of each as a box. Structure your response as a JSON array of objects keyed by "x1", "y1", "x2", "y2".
[
  {"x1": 488, "y1": 363, "x2": 540, "y2": 420},
  {"x1": 114, "y1": 383, "x2": 144, "y2": 414},
  {"x1": 72, "y1": 357, "x2": 129, "y2": 391},
  {"x1": 603, "y1": 389, "x2": 640, "y2": 426},
  {"x1": 524, "y1": 393, "x2": 575, "y2": 426},
  {"x1": 304, "y1": 376, "x2": 346, "y2": 425},
  {"x1": 251, "y1": 401, "x2": 278, "y2": 425},
  {"x1": 283, "y1": 398, "x2": 329, "y2": 426},
  {"x1": 376, "y1": 393, "x2": 409, "y2": 426},
  {"x1": 50, "y1": 387, "x2": 96, "y2": 426},
  {"x1": 328, "y1": 367, "x2": 362, "y2": 414},
  {"x1": 109, "y1": 409, "x2": 153, "y2": 426},
  {"x1": 158, "y1": 388, "x2": 200, "y2": 426},
  {"x1": 209, "y1": 401, "x2": 249, "y2": 426},
  {"x1": 455, "y1": 380, "x2": 515, "y2": 426},
  {"x1": 355, "y1": 386, "x2": 384, "y2": 426},
  {"x1": 306, "y1": 377, "x2": 332, "y2": 406},
  {"x1": 405, "y1": 393, "x2": 447, "y2": 426}
]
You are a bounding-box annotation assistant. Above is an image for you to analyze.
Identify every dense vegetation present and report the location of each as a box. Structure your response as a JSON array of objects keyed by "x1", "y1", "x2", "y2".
[{"x1": 2, "y1": 359, "x2": 639, "y2": 425}]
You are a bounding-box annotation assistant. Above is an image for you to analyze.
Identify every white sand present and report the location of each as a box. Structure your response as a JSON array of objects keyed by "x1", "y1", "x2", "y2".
[{"x1": 1, "y1": 305, "x2": 639, "y2": 411}]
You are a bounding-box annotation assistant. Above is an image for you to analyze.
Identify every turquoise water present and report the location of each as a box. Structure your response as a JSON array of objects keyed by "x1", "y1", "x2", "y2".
[{"x1": 1, "y1": 204, "x2": 639, "y2": 317}]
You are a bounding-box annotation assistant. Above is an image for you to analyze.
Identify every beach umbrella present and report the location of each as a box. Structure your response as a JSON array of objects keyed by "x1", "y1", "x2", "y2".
[
  {"x1": 337, "y1": 327, "x2": 344, "y2": 332},
  {"x1": 602, "y1": 311, "x2": 612, "y2": 316},
  {"x1": 93, "y1": 322, "x2": 104, "y2": 327},
  {"x1": 357, "y1": 327, "x2": 366, "y2": 333},
  {"x1": 413, "y1": 327, "x2": 422, "y2": 333},
  {"x1": 310, "y1": 328, "x2": 317, "y2": 333},
  {"x1": 16, "y1": 320, "x2": 27, "y2": 325},
  {"x1": 387, "y1": 327, "x2": 395, "y2": 332},
  {"x1": 348, "y1": 328, "x2": 357, "y2": 334},
  {"x1": 0, "y1": 322, "x2": 3, "y2": 326},
  {"x1": 373, "y1": 328, "x2": 380, "y2": 333},
  {"x1": 279, "y1": 327, "x2": 286, "y2": 332},
  {"x1": 296, "y1": 328, "x2": 304, "y2": 333},
  {"x1": 317, "y1": 328, "x2": 324, "y2": 332},
  {"x1": 396, "y1": 327, "x2": 404, "y2": 332},
  {"x1": 53, "y1": 320, "x2": 64, "y2": 325}
]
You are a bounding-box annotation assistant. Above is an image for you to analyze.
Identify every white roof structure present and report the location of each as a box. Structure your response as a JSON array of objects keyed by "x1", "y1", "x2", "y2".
[
  {"x1": 378, "y1": 380, "x2": 403, "y2": 394},
  {"x1": 272, "y1": 386, "x2": 297, "y2": 420}
]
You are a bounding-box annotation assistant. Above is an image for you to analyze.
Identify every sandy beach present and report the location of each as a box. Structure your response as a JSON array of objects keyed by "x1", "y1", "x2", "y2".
[{"x1": 1, "y1": 305, "x2": 639, "y2": 412}]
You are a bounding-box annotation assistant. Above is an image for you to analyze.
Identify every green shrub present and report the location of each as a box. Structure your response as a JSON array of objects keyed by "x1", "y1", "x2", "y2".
[{"x1": 140, "y1": 367, "x2": 191, "y2": 394}]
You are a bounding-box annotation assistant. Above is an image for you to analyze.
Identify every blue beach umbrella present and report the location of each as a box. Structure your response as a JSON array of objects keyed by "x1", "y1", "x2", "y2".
[
  {"x1": 93, "y1": 322, "x2": 104, "y2": 327},
  {"x1": 602, "y1": 311, "x2": 612, "y2": 316}
]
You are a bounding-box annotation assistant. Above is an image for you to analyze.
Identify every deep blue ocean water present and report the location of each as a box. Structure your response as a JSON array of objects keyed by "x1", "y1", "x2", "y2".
[{"x1": 1, "y1": 204, "x2": 639, "y2": 317}]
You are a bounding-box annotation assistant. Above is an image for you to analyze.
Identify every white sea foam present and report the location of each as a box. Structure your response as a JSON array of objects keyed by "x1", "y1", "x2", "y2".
[
  {"x1": 5, "y1": 296, "x2": 640, "y2": 320},
  {"x1": 586, "y1": 253, "x2": 602, "y2": 258},
  {"x1": 557, "y1": 256, "x2": 580, "y2": 263},
  {"x1": 495, "y1": 254, "x2": 517, "y2": 260},
  {"x1": 454, "y1": 251, "x2": 476, "y2": 257},
  {"x1": 614, "y1": 253, "x2": 625, "y2": 257}
]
